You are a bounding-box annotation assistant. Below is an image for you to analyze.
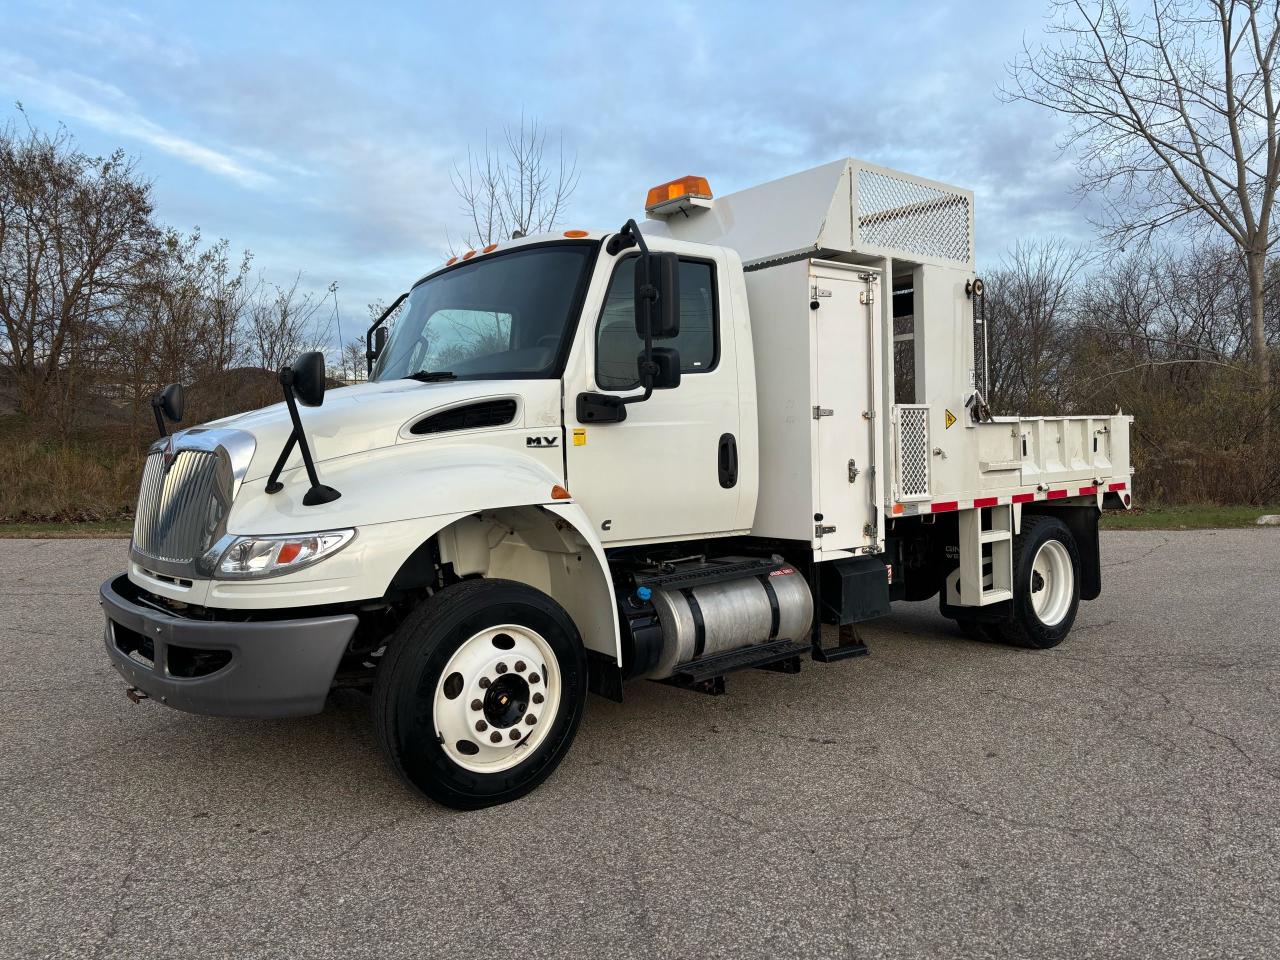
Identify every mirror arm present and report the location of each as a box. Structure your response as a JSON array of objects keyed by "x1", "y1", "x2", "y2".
[
  {"x1": 269, "y1": 367, "x2": 341, "y2": 505},
  {"x1": 150, "y1": 395, "x2": 168, "y2": 439},
  {"x1": 366, "y1": 290, "x2": 409, "y2": 374}
]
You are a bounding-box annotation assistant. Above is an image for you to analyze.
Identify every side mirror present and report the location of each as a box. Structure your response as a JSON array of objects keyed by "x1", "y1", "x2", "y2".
[
  {"x1": 641, "y1": 347, "x2": 681, "y2": 390},
  {"x1": 286, "y1": 351, "x2": 327, "y2": 407},
  {"x1": 158, "y1": 382, "x2": 184, "y2": 423},
  {"x1": 369, "y1": 326, "x2": 388, "y2": 362},
  {"x1": 635, "y1": 252, "x2": 680, "y2": 340}
]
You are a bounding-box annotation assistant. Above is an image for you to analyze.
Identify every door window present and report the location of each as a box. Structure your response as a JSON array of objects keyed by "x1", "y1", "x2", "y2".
[{"x1": 595, "y1": 258, "x2": 718, "y2": 389}]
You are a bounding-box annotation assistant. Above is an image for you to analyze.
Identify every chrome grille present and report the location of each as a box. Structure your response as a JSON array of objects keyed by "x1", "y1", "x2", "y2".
[{"x1": 133, "y1": 449, "x2": 232, "y2": 564}]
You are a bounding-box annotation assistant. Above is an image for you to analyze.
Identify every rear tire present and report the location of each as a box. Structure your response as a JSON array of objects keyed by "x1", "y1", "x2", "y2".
[
  {"x1": 373, "y1": 578, "x2": 587, "y2": 809},
  {"x1": 986, "y1": 515, "x2": 1081, "y2": 649}
]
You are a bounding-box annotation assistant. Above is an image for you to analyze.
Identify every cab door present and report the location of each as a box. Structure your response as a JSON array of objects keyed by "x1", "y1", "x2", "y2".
[{"x1": 564, "y1": 249, "x2": 743, "y2": 545}]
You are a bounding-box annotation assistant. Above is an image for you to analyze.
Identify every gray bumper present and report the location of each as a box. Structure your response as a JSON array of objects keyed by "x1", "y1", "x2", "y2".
[{"x1": 100, "y1": 574, "x2": 359, "y2": 718}]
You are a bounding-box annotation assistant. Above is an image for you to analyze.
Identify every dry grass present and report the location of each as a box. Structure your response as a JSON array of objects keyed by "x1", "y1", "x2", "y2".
[{"x1": 0, "y1": 418, "x2": 145, "y2": 523}]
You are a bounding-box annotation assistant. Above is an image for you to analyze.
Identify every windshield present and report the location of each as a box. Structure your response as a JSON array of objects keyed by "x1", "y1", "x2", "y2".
[{"x1": 371, "y1": 242, "x2": 596, "y2": 382}]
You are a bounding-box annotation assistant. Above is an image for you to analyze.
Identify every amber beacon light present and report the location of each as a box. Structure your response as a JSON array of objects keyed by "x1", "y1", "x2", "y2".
[{"x1": 645, "y1": 175, "x2": 713, "y2": 214}]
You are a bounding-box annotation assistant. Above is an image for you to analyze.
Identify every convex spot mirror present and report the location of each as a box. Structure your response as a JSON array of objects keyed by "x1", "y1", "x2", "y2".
[
  {"x1": 287, "y1": 351, "x2": 327, "y2": 407},
  {"x1": 640, "y1": 347, "x2": 681, "y2": 390},
  {"x1": 634, "y1": 251, "x2": 680, "y2": 340},
  {"x1": 158, "y1": 382, "x2": 184, "y2": 422}
]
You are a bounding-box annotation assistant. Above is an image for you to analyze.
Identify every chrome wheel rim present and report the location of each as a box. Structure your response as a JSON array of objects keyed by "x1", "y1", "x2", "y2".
[
  {"x1": 433, "y1": 624, "x2": 561, "y2": 774},
  {"x1": 1029, "y1": 539, "x2": 1073, "y2": 627}
]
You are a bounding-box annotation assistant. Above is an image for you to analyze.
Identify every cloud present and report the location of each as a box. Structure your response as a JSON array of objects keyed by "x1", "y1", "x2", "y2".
[{"x1": 0, "y1": 51, "x2": 274, "y2": 189}]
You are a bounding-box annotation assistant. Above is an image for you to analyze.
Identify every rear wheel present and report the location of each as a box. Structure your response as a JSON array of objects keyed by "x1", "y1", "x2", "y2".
[
  {"x1": 986, "y1": 515, "x2": 1080, "y2": 649},
  {"x1": 374, "y1": 578, "x2": 587, "y2": 809}
]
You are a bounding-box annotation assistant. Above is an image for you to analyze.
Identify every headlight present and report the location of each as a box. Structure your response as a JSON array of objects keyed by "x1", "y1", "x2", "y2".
[{"x1": 210, "y1": 529, "x2": 356, "y2": 579}]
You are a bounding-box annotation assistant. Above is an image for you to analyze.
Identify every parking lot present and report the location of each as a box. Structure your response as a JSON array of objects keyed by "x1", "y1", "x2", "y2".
[{"x1": 1, "y1": 530, "x2": 1277, "y2": 959}]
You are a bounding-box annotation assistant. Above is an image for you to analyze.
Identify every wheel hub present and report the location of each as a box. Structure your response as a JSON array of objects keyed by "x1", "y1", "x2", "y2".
[
  {"x1": 432, "y1": 625, "x2": 561, "y2": 774},
  {"x1": 483, "y1": 673, "x2": 530, "y2": 728},
  {"x1": 1029, "y1": 539, "x2": 1073, "y2": 627}
]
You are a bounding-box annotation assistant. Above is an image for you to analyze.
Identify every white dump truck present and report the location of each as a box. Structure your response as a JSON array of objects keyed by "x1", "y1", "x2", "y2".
[{"x1": 101, "y1": 159, "x2": 1134, "y2": 808}]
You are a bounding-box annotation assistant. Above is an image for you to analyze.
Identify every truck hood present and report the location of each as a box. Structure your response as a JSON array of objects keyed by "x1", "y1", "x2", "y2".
[{"x1": 189, "y1": 378, "x2": 549, "y2": 482}]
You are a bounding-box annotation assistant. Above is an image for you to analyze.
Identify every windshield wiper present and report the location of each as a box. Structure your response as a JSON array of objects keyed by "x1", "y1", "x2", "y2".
[{"x1": 406, "y1": 370, "x2": 457, "y2": 383}]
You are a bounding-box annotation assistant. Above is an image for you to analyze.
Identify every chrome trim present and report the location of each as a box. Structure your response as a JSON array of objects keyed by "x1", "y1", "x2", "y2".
[{"x1": 149, "y1": 427, "x2": 257, "y2": 499}]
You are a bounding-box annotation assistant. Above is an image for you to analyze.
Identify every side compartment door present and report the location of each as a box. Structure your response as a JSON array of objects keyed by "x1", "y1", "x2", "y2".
[
  {"x1": 811, "y1": 264, "x2": 879, "y2": 552},
  {"x1": 564, "y1": 250, "x2": 743, "y2": 545}
]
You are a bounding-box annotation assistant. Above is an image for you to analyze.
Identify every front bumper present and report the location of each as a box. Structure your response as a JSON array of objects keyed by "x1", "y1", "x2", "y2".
[{"x1": 100, "y1": 574, "x2": 359, "y2": 718}]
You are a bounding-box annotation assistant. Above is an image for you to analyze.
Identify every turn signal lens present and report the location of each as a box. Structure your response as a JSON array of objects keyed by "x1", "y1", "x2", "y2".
[
  {"x1": 550, "y1": 485, "x2": 571, "y2": 500},
  {"x1": 214, "y1": 530, "x2": 356, "y2": 579},
  {"x1": 645, "y1": 175, "x2": 712, "y2": 211}
]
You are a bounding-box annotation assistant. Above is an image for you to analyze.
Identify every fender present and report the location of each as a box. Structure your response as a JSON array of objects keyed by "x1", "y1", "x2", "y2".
[{"x1": 204, "y1": 443, "x2": 624, "y2": 676}]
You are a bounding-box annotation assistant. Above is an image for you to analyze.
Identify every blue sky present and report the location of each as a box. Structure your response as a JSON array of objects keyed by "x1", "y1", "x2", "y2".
[{"x1": 2, "y1": 0, "x2": 1094, "y2": 341}]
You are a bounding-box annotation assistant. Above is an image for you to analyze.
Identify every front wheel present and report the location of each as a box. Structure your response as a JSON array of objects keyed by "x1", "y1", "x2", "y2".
[
  {"x1": 987, "y1": 515, "x2": 1081, "y2": 649},
  {"x1": 373, "y1": 578, "x2": 587, "y2": 809}
]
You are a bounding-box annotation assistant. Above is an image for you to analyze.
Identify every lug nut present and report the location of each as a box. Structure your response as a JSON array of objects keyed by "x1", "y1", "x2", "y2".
[
  {"x1": 490, "y1": 731, "x2": 502, "y2": 744},
  {"x1": 470, "y1": 698, "x2": 483, "y2": 710},
  {"x1": 509, "y1": 730, "x2": 521, "y2": 741},
  {"x1": 476, "y1": 720, "x2": 488, "y2": 732},
  {"x1": 479, "y1": 677, "x2": 491, "y2": 689},
  {"x1": 495, "y1": 662, "x2": 508, "y2": 674},
  {"x1": 525, "y1": 714, "x2": 536, "y2": 725},
  {"x1": 528, "y1": 672, "x2": 540, "y2": 684},
  {"x1": 515, "y1": 660, "x2": 526, "y2": 672},
  {"x1": 532, "y1": 692, "x2": 544, "y2": 704}
]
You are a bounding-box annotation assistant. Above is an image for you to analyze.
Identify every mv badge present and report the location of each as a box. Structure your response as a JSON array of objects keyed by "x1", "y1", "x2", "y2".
[{"x1": 526, "y1": 435, "x2": 559, "y2": 448}]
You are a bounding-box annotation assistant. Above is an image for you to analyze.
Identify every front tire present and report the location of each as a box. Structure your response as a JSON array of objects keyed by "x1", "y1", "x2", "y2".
[{"x1": 373, "y1": 578, "x2": 587, "y2": 809}]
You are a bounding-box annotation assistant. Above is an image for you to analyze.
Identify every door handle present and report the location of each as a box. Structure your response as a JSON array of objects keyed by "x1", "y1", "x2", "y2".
[{"x1": 718, "y1": 433, "x2": 738, "y2": 489}]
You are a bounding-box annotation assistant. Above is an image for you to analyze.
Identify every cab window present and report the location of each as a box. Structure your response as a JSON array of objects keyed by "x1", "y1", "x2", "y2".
[{"x1": 595, "y1": 257, "x2": 718, "y2": 390}]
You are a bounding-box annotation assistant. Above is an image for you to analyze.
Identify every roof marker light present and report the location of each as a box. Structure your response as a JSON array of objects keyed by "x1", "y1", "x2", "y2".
[
  {"x1": 483, "y1": 243, "x2": 498, "y2": 253},
  {"x1": 563, "y1": 230, "x2": 589, "y2": 238},
  {"x1": 462, "y1": 250, "x2": 476, "y2": 260}
]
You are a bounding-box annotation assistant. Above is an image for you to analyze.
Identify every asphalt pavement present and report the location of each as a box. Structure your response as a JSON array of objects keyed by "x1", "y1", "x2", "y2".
[{"x1": 1, "y1": 530, "x2": 1277, "y2": 959}]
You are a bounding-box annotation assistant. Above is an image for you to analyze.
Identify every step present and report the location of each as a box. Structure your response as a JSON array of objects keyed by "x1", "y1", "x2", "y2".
[
  {"x1": 979, "y1": 588, "x2": 1013, "y2": 604},
  {"x1": 632, "y1": 556, "x2": 783, "y2": 591},
  {"x1": 668, "y1": 638, "x2": 810, "y2": 683},
  {"x1": 979, "y1": 529, "x2": 1011, "y2": 544}
]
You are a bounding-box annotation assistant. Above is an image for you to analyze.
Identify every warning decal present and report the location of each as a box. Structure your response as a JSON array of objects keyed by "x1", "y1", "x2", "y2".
[{"x1": 944, "y1": 409, "x2": 957, "y2": 430}]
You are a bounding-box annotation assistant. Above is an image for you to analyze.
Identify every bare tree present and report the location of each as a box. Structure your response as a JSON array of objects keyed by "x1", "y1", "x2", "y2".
[
  {"x1": 449, "y1": 115, "x2": 578, "y2": 251},
  {"x1": 1006, "y1": 0, "x2": 1280, "y2": 384},
  {"x1": 984, "y1": 239, "x2": 1090, "y2": 414},
  {"x1": 0, "y1": 118, "x2": 155, "y2": 428},
  {"x1": 247, "y1": 273, "x2": 326, "y2": 374}
]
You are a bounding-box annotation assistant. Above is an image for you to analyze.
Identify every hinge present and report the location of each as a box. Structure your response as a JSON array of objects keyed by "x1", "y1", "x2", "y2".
[
  {"x1": 859, "y1": 289, "x2": 875, "y2": 305},
  {"x1": 863, "y1": 522, "x2": 876, "y2": 538},
  {"x1": 848, "y1": 459, "x2": 859, "y2": 483},
  {"x1": 815, "y1": 523, "x2": 837, "y2": 538},
  {"x1": 813, "y1": 406, "x2": 834, "y2": 419}
]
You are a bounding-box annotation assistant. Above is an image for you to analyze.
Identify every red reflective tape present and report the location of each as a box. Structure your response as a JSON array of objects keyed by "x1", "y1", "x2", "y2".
[
  {"x1": 1047, "y1": 489, "x2": 1069, "y2": 500},
  {"x1": 931, "y1": 501, "x2": 959, "y2": 513},
  {"x1": 1078, "y1": 486, "x2": 1097, "y2": 495},
  {"x1": 974, "y1": 497, "x2": 999, "y2": 508},
  {"x1": 1108, "y1": 482, "x2": 1127, "y2": 491},
  {"x1": 1012, "y1": 493, "x2": 1036, "y2": 504}
]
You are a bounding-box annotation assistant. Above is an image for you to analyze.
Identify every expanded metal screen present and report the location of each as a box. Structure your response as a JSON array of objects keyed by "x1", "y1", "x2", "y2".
[
  {"x1": 856, "y1": 168, "x2": 971, "y2": 265},
  {"x1": 895, "y1": 405, "x2": 931, "y2": 501}
]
